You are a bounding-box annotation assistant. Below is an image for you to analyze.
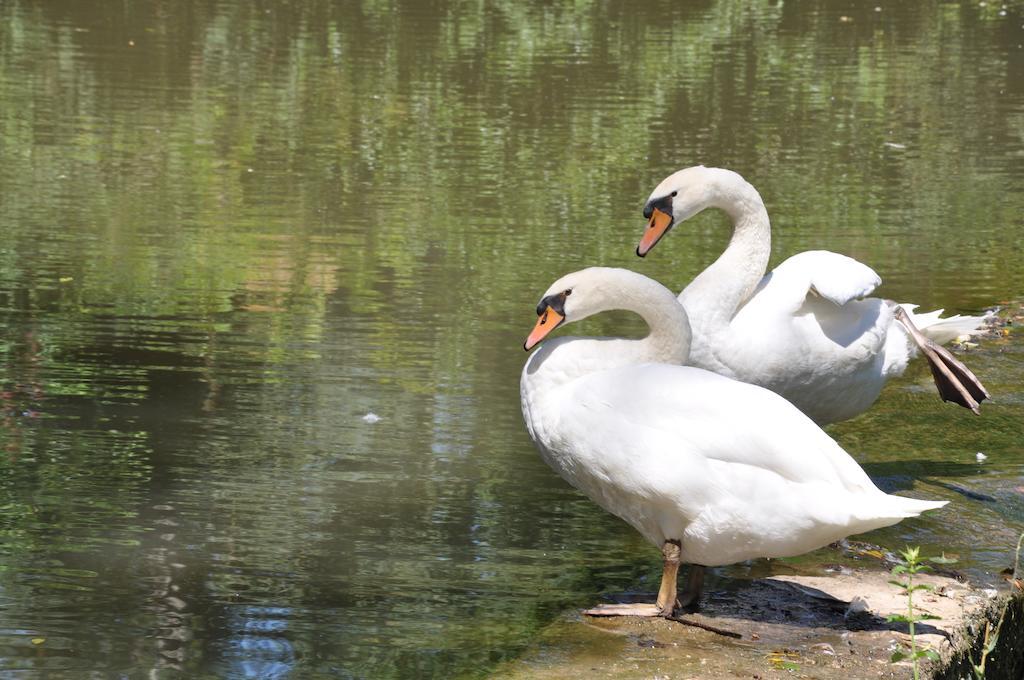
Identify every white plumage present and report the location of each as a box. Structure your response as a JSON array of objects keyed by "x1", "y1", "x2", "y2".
[
  {"x1": 639, "y1": 166, "x2": 990, "y2": 425},
  {"x1": 520, "y1": 267, "x2": 946, "y2": 615}
]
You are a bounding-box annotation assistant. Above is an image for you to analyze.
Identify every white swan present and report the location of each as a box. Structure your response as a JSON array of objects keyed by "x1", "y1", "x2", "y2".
[
  {"x1": 637, "y1": 166, "x2": 990, "y2": 425},
  {"x1": 520, "y1": 267, "x2": 947, "y2": 617}
]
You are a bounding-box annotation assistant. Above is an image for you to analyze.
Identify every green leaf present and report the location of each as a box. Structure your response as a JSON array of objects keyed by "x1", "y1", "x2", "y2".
[
  {"x1": 887, "y1": 614, "x2": 912, "y2": 623},
  {"x1": 891, "y1": 650, "x2": 908, "y2": 662},
  {"x1": 921, "y1": 649, "x2": 941, "y2": 662},
  {"x1": 929, "y1": 555, "x2": 959, "y2": 565},
  {"x1": 900, "y1": 546, "x2": 921, "y2": 563}
]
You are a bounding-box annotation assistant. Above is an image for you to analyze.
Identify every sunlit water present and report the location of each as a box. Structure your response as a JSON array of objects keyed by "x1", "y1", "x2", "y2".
[{"x1": 0, "y1": 1, "x2": 1022, "y2": 677}]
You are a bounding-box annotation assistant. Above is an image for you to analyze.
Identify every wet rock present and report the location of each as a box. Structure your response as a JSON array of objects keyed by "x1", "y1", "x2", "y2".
[
  {"x1": 843, "y1": 595, "x2": 873, "y2": 629},
  {"x1": 932, "y1": 590, "x2": 1024, "y2": 680},
  {"x1": 494, "y1": 567, "x2": 1013, "y2": 679}
]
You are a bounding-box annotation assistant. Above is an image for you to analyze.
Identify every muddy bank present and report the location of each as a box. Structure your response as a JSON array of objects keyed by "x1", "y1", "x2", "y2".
[{"x1": 494, "y1": 560, "x2": 1018, "y2": 679}]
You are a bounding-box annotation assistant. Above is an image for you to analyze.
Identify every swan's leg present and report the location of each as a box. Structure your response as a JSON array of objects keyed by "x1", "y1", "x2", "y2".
[
  {"x1": 585, "y1": 554, "x2": 740, "y2": 638},
  {"x1": 893, "y1": 306, "x2": 989, "y2": 414},
  {"x1": 677, "y1": 564, "x2": 705, "y2": 610},
  {"x1": 583, "y1": 540, "x2": 681, "y2": 618},
  {"x1": 666, "y1": 566, "x2": 743, "y2": 638},
  {"x1": 654, "y1": 539, "x2": 682, "y2": 615}
]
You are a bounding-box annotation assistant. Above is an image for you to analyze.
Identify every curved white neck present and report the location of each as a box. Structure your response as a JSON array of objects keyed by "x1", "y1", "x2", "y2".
[
  {"x1": 525, "y1": 271, "x2": 691, "y2": 387},
  {"x1": 612, "y1": 271, "x2": 692, "y2": 366},
  {"x1": 678, "y1": 169, "x2": 771, "y2": 325}
]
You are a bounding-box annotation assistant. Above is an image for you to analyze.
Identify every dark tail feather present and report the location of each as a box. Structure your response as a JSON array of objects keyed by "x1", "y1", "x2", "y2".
[{"x1": 894, "y1": 307, "x2": 990, "y2": 414}]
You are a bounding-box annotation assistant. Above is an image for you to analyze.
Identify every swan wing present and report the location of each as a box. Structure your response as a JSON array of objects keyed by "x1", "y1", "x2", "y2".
[
  {"x1": 748, "y1": 250, "x2": 881, "y2": 314},
  {"x1": 558, "y1": 363, "x2": 878, "y2": 495}
]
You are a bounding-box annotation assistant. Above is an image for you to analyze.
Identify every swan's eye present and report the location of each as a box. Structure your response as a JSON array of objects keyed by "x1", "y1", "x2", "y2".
[
  {"x1": 563, "y1": 289, "x2": 572, "y2": 296},
  {"x1": 670, "y1": 191, "x2": 678, "y2": 197}
]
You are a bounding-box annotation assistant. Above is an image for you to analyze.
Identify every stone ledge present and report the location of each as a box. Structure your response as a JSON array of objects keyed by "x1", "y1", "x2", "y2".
[{"x1": 495, "y1": 567, "x2": 1018, "y2": 679}]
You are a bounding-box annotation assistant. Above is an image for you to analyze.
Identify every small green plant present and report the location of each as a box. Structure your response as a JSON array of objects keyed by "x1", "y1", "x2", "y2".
[
  {"x1": 970, "y1": 615, "x2": 1001, "y2": 680},
  {"x1": 887, "y1": 546, "x2": 949, "y2": 679}
]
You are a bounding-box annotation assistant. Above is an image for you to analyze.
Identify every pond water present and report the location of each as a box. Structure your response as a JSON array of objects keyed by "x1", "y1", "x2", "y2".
[{"x1": 0, "y1": 1, "x2": 1022, "y2": 677}]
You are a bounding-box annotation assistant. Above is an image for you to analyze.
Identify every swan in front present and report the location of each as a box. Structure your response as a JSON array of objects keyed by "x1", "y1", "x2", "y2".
[
  {"x1": 520, "y1": 267, "x2": 947, "y2": 617},
  {"x1": 638, "y1": 166, "x2": 989, "y2": 425}
]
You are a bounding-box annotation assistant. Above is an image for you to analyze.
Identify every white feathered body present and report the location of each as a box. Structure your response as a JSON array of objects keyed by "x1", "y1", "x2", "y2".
[
  {"x1": 521, "y1": 351, "x2": 944, "y2": 567},
  {"x1": 681, "y1": 250, "x2": 988, "y2": 425}
]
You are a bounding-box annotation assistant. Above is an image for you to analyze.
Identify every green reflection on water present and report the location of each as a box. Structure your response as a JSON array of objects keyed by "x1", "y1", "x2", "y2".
[{"x1": 0, "y1": 0, "x2": 1022, "y2": 677}]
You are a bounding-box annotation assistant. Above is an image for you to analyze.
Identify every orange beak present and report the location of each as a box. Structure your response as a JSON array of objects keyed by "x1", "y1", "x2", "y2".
[
  {"x1": 637, "y1": 207, "x2": 673, "y2": 257},
  {"x1": 524, "y1": 307, "x2": 565, "y2": 351}
]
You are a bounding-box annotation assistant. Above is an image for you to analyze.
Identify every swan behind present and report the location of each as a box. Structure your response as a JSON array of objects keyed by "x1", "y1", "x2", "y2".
[{"x1": 638, "y1": 166, "x2": 990, "y2": 425}]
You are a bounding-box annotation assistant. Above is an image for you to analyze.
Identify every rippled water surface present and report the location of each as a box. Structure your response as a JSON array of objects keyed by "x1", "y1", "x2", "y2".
[{"x1": 0, "y1": 1, "x2": 1022, "y2": 677}]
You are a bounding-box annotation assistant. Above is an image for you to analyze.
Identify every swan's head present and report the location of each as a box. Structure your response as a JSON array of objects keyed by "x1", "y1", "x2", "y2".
[
  {"x1": 638, "y1": 165, "x2": 727, "y2": 257},
  {"x1": 523, "y1": 267, "x2": 622, "y2": 351}
]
